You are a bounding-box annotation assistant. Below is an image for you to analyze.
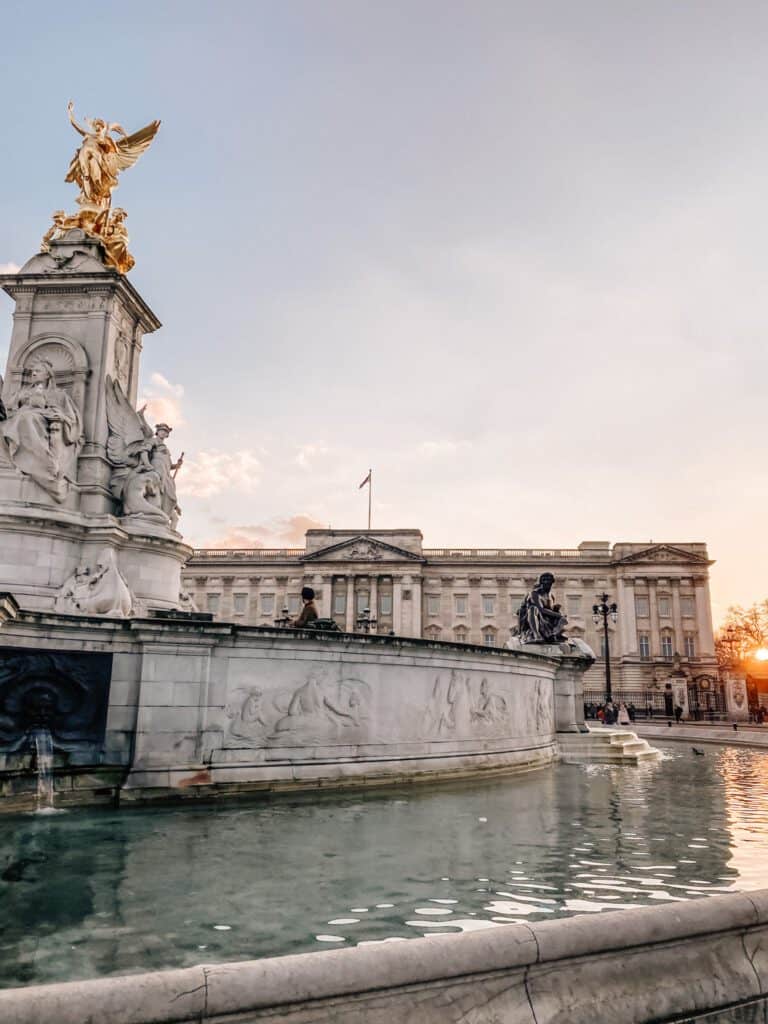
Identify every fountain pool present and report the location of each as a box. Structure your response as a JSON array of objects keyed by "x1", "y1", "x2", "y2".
[{"x1": 1, "y1": 740, "x2": 767, "y2": 989}]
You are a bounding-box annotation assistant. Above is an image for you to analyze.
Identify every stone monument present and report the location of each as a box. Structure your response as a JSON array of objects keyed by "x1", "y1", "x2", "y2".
[{"x1": 0, "y1": 103, "x2": 191, "y2": 614}]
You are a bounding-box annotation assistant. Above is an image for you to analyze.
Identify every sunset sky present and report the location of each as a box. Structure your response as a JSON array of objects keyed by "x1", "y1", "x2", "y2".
[{"x1": 1, "y1": 1, "x2": 767, "y2": 625}]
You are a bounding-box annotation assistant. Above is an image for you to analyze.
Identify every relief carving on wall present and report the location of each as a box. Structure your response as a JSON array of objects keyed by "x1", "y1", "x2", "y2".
[
  {"x1": 54, "y1": 548, "x2": 133, "y2": 617},
  {"x1": 222, "y1": 675, "x2": 370, "y2": 754},
  {"x1": 348, "y1": 542, "x2": 383, "y2": 561},
  {"x1": 426, "y1": 671, "x2": 510, "y2": 737}
]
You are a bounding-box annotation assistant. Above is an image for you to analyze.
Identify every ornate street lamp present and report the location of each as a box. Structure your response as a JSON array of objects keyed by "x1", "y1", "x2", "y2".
[
  {"x1": 356, "y1": 607, "x2": 377, "y2": 634},
  {"x1": 592, "y1": 593, "x2": 618, "y2": 702}
]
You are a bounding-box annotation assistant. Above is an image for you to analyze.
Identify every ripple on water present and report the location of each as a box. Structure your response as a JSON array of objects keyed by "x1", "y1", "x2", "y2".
[{"x1": 3, "y1": 740, "x2": 768, "y2": 988}]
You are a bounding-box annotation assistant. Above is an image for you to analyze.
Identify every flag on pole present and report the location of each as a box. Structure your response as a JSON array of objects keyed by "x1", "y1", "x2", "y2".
[{"x1": 358, "y1": 470, "x2": 371, "y2": 489}]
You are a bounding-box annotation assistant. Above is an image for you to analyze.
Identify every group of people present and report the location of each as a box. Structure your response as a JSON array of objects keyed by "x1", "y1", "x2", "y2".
[
  {"x1": 585, "y1": 701, "x2": 633, "y2": 726},
  {"x1": 585, "y1": 701, "x2": 686, "y2": 723}
]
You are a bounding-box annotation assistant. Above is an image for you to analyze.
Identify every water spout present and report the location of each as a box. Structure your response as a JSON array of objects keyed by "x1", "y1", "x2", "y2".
[{"x1": 31, "y1": 728, "x2": 55, "y2": 813}]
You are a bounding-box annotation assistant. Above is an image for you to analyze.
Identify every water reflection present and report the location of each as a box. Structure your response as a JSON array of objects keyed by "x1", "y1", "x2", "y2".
[{"x1": 1, "y1": 741, "x2": 767, "y2": 987}]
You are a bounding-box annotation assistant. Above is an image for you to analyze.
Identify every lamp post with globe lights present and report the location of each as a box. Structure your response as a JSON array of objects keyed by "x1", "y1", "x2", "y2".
[{"x1": 593, "y1": 593, "x2": 618, "y2": 703}]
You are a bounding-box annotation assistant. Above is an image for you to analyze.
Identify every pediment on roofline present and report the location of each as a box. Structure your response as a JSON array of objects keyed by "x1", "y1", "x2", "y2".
[
  {"x1": 303, "y1": 536, "x2": 424, "y2": 563},
  {"x1": 613, "y1": 544, "x2": 711, "y2": 566}
]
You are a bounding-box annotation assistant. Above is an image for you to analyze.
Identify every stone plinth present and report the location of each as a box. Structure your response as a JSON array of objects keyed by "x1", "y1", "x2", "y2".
[{"x1": 0, "y1": 233, "x2": 191, "y2": 614}]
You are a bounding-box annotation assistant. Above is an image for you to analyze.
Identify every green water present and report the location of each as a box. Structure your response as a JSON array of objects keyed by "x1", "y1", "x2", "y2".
[{"x1": 1, "y1": 741, "x2": 767, "y2": 988}]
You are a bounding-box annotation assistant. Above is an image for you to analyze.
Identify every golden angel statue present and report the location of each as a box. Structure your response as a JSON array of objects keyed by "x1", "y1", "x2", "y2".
[
  {"x1": 65, "y1": 101, "x2": 160, "y2": 212},
  {"x1": 40, "y1": 103, "x2": 160, "y2": 275}
]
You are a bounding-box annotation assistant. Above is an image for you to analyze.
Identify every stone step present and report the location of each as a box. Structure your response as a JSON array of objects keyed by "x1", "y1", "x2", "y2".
[{"x1": 558, "y1": 728, "x2": 662, "y2": 764}]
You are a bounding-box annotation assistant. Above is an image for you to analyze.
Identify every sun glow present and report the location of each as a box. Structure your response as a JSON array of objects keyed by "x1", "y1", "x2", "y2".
[{"x1": 755, "y1": 649, "x2": 768, "y2": 662}]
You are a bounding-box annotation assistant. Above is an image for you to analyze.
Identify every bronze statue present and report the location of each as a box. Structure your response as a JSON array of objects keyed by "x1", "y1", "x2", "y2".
[{"x1": 517, "y1": 572, "x2": 568, "y2": 643}]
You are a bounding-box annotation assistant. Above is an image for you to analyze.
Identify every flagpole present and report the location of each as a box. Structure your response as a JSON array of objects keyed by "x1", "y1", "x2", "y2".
[{"x1": 367, "y1": 468, "x2": 372, "y2": 530}]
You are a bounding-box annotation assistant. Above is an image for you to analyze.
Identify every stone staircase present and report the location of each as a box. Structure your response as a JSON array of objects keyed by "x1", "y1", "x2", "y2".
[{"x1": 558, "y1": 727, "x2": 662, "y2": 764}]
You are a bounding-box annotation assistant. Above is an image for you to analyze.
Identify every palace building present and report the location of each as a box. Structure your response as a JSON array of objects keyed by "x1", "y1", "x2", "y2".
[{"x1": 184, "y1": 529, "x2": 719, "y2": 701}]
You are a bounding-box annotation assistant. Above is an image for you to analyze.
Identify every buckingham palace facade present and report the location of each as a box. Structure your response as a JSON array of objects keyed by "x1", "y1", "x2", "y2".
[{"x1": 183, "y1": 529, "x2": 718, "y2": 694}]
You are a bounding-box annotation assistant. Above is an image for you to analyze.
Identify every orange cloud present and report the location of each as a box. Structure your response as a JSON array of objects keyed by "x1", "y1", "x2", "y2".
[{"x1": 204, "y1": 513, "x2": 324, "y2": 549}]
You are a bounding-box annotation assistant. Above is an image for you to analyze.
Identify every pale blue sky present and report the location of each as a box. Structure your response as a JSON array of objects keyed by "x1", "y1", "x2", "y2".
[{"x1": 1, "y1": 1, "x2": 767, "y2": 622}]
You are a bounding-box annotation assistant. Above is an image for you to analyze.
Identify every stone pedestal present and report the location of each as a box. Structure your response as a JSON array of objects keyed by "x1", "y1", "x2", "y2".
[{"x1": 0, "y1": 231, "x2": 191, "y2": 614}]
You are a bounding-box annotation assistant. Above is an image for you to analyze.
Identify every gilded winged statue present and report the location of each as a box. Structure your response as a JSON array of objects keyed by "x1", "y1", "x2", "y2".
[
  {"x1": 40, "y1": 103, "x2": 160, "y2": 275},
  {"x1": 65, "y1": 101, "x2": 160, "y2": 211}
]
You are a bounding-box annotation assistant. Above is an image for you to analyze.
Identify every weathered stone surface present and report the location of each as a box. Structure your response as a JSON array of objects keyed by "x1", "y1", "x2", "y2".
[{"x1": 1, "y1": 892, "x2": 767, "y2": 1023}]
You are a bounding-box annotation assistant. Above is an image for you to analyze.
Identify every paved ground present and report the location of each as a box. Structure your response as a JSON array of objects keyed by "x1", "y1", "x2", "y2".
[{"x1": 622, "y1": 721, "x2": 768, "y2": 749}]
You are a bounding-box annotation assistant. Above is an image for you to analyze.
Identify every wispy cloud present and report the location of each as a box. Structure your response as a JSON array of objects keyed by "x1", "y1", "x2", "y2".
[
  {"x1": 139, "y1": 373, "x2": 185, "y2": 427},
  {"x1": 416, "y1": 440, "x2": 472, "y2": 458},
  {"x1": 204, "y1": 513, "x2": 324, "y2": 548},
  {"x1": 179, "y1": 450, "x2": 263, "y2": 498},
  {"x1": 294, "y1": 443, "x2": 330, "y2": 468}
]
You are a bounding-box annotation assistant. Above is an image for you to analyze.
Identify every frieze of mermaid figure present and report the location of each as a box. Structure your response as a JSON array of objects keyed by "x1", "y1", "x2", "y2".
[{"x1": 54, "y1": 549, "x2": 133, "y2": 617}]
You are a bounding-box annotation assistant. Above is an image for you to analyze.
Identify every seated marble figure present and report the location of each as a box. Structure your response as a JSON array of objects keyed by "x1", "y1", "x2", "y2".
[{"x1": 0, "y1": 359, "x2": 81, "y2": 502}]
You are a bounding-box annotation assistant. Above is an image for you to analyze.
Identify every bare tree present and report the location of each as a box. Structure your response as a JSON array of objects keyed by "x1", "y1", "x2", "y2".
[{"x1": 715, "y1": 600, "x2": 768, "y2": 670}]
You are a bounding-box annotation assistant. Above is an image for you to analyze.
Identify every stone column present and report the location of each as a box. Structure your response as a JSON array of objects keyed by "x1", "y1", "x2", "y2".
[
  {"x1": 320, "y1": 575, "x2": 332, "y2": 617},
  {"x1": 694, "y1": 576, "x2": 716, "y2": 656},
  {"x1": 620, "y1": 577, "x2": 638, "y2": 655},
  {"x1": 411, "y1": 576, "x2": 423, "y2": 638},
  {"x1": 647, "y1": 579, "x2": 660, "y2": 657},
  {"x1": 275, "y1": 576, "x2": 289, "y2": 621},
  {"x1": 370, "y1": 576, "x2": 378, "y2": 629},
  {"x1": 671, "y1": 579, "x2": 684, "y2": 656},
  {"x1": 345, "y1": 576, "x2": 355, "y2": 632},
  {"x1": 392, "y1": 577, "x2": 403, "y2": 635},
  {"x1": 554, "y1": 652, "x2": 591, "y2": 734}
]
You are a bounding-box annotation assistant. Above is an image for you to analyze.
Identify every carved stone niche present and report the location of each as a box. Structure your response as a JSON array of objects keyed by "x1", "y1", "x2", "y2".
[
  {"x1": 5, "y1": 335, "x2": 89, "y2": 419},
  {"x1": 0, "y1": 649, "x2": 112, "y2": 755}
]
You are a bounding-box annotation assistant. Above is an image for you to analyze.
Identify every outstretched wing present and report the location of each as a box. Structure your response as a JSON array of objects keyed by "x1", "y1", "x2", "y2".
[
  {"x1": 105, "y1": 375, "x2": 152, "y2": 466},
  {"x1": 115, "y1": 121, "x2": 161, "y2": 172}
]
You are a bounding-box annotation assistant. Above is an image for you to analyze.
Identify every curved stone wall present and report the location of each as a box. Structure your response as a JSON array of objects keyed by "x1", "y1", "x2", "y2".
[
  {"x1": 2, "y1": 891, "x2": 767, "y2": 1023},
  {"x1": 126, "y1": 626, "x2": 570, "y2": 794},
  {"x1": 0, "y1": 611, "x2": 591, "y2": 806}
]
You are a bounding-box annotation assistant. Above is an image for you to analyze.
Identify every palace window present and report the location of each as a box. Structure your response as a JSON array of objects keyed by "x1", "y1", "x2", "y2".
[
  {"x1": 287, "y1": 594, "x2": 300, "y2": 615},
  {"x1": 684, "y1": 634, "x2": 696, "y2": 658},
  {"x1": 681, "y1": 596, "x2": 695, "y2": 618},
  {"x1": 260, "y1": 593, "x2": 275, "y2": 615},
  {"x1": 661, "y1": 633, "x2": 674, "y2": 658},
  {"x1": 639, "y1": 634, "x2": 650, "y2": 660},
  {"x1": 333, "y1": 592, "x2": 346, "y2": 615},
  {"x1": 483, "y1": 630, "x2": 496, "y2": 647},
  {"x1": 635, "y1": 595, "x2": 650, "y2": 618},
  {"x1": 426, "y1": 594, "x2": 441, "y2": 616},
  {"x1": 599, "y1": 635, "x2": 607, "y2": 659},
  {"x1": 658, "y1": 596, "x2": 671, "y2": 618},
  {"x1": 510, "y1": 594, "x2": 524, "y2": 611},
  {"x1": 426, "y1": 625, "x2": 442, "y2": 640},
  {"x1": 454, "y1": 626, "x2": 468, "y2": 642},
  {"x1": 567, "y1": 595, "x2": 582, "y2": 616},
  {"x1": 233, "y1": 593, "x2": 248, "y2": 615},
  {"x1": 454, "y1": 595, "x2": 468, "y2": 615},
  {"x1": 356, "y1": 591, "x2": 370, "y2": 615},
  {"x1": 482, "y1": 595, "x2": 496, "y2": 616},
  {"x1": 380, "y1": 593, "x2": 393, "y2": 616},
  {"x1": 206, "y1": 593, "x2": 220, "y2": 614}
]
